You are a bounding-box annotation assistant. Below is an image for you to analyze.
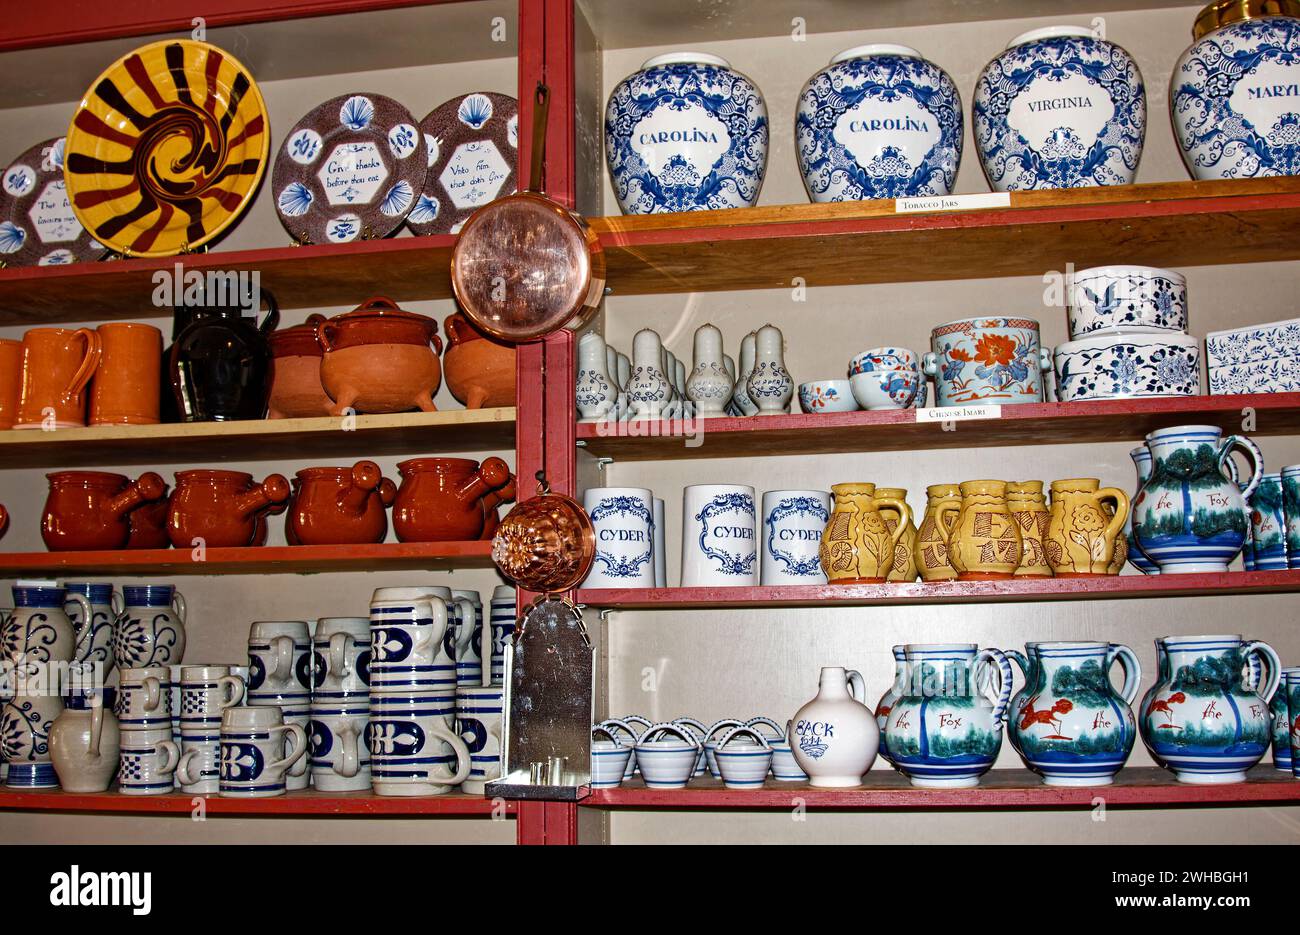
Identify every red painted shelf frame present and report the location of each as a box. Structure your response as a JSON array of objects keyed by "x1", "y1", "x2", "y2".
[
  {"x1": 576, "y1": 569, "x2": 1300, "y2": 610},
  {"x1": 585, "y1": 768, "x2": 1300, "y2": 809},
  {"x1": 0, "y1": 789, "x2": 514, "y2": 816}
]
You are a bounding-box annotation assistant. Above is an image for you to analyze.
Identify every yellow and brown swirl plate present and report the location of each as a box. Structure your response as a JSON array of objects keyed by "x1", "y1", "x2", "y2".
[{"x1": 64, "y1": 39, "x2": 269, "y2": 258}]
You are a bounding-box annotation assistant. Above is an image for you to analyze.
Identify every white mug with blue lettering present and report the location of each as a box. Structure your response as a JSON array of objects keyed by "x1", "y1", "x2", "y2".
[
  {"x1": 681, "y1": 484, "x2": 758, "y2": 587},
  {"x1": 369, "y1": 588, "x2": 451, "y2": 692},
  {"x1": 760, "y1": 490, "x2": 832, "y2": 585},
  {"x1": 582, "y1": 487, "x2": 657, "y2": 588}
]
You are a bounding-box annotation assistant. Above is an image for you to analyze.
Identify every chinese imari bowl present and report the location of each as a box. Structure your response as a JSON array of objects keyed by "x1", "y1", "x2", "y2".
[
  {"x1": 923, "y1": 317, "x2": 1052, "y2": 406},
  {"x1": 1054, "y1": 332, "x2": 1202, "y2": 401},
  {"x1": 605, "y1": 52, "x2": 768, "y2": 214},
  {"x1": 1172, "y1": 2, "x2": 1300, "y2": 180},
  {"x1": 796, "y1": 44, "x2": 963, "y2": 201},
  {"x1": 798, "y1": 380, "x2": 858, "y2": 413},
  {"x1": 973, "y1": 26, "x2": 1146, "y2": 190}
]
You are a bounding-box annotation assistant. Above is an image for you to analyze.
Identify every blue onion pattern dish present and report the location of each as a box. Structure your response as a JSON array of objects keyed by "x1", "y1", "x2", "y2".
[
  {"x1": 1068, "y1": 265, "x2": 1188, "y2": 337},
  {"x1": 1206, "y1": 316, "x2": 1300, "y2": 394},
  {"x1": 1172, "y1": 13, "x2": 1300, "y2": 180},
  {"x1": 1054, "y1": 332, "x2": 1202, "y2": 401},
  {"x1": 973, "y1": 26, "x2": 1146, "y2": 190},
  {"x1": 605, "y1": 52, "x2": 768, "y2": 214},
  {"x1": 797, "y1": 44, "x2": 962, "y2": 201}
]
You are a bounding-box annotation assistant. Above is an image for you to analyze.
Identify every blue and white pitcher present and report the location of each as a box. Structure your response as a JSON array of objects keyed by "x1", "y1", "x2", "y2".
[{"x1": 1140, "y1": 634, "x2": 1279, "y2": 784}]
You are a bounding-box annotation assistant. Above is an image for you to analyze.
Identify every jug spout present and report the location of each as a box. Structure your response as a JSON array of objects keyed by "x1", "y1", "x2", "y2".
[
  {"x1": 105, "y1": 472, "x2": 166, "y2": 521},
  {"x1": 338, "y1": 461, "x2": 382, "y2": 516},
  {"x1": 234, "y1": 474, "x2": 290, "y2": 518},
  {"x1": 455, "y1": 457, "x2": 511, "y2": 508}
]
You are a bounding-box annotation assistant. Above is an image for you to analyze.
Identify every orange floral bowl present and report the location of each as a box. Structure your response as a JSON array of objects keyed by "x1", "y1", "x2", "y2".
[{"x1": 921, "y1": 316, "x2": 1051, "y2": 407}]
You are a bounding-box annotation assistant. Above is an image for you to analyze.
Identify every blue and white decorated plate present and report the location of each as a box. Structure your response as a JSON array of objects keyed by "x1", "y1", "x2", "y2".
[
  {"x1": 272, "y1": 92, "x2": 426, "y2": 245},
  {"x1": 0, "y1": 137, "x2": 105, "y2": 266}
]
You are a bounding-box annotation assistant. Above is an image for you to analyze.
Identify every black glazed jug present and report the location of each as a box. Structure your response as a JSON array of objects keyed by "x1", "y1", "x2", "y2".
[{"x1": 169, "y1": 287, "x2": 279, "y2": 422}]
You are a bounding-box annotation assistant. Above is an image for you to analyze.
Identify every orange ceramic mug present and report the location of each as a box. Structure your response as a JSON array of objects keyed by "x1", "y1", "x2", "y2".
[
  {"x1": 0, "y1": 338, "x2": 21, "y2": 430},
  {"x1": 90, "y1": 322, "x2": 162, "y2": 426},
  {"x1": 15, "y1": 327, "x2": 101, "y2": 429}
]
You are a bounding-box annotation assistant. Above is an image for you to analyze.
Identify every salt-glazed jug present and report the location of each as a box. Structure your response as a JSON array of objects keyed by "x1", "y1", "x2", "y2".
[
  {"x1": 1045, "y1": 478, "x2": 1130, "y2": 576},
  {"x1": 1007, "y1": 481, "x2": 1052, "y2": 577},
  {"x1": 686, "y1": 324, "x2": 733, "y2": 418},
  {"x1": 1140, "y1": 634, "x2": 1280, "y2": 784},
  {"x1": 1010, "y1": 641, "x2": 1140, "y2": 785},
  {"x1": 819, "y1": 483, "x2": 909, "y2": 583},
  {"x1": 49, "y1": 693, "x2": 120, "y2": 793},
  {"x1": 112, "y1": 585, "x2": 187, "y2": 669},
  {"x1": 883, "y1": 643, "x2": 1011, "y2": 787},
  {"x1": 789, "y1": 666, "x2": 879, "y2": 786},
  {"x1": 1132, "y1": 425, "x2": 1262, "y2": 573},
  {"x1": 745, "y1": 324, "x2": 793, "y2": 415},
  {"x1": 936, "y1": 480, "x2": 1024, "y2": 578}
]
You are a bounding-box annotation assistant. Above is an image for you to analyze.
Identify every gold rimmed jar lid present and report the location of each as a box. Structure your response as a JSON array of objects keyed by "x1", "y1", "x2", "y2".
[{"x1": 1194, "y1": 0, "x2": 1300, "y2": 38}]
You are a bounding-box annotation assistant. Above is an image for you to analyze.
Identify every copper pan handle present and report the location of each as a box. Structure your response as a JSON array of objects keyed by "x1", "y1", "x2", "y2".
[{"x1": 528, "y1": 83, "x2": 549, "y2": 193}]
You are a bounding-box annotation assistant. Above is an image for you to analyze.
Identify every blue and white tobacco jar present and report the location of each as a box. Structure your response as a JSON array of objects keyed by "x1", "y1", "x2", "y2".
[
  {"x1": 605, "y1": 52, "x2": 768, "y2": 213},
  {"x1": 1171, "y1": 0, "x2": 1300, "y2": 180},
  {"x1": 973, "y1": 26, "x2": 1146, "y2": 190},
  {"x1": 796, "y1": 44, "x2": 962, "y2": 201}
]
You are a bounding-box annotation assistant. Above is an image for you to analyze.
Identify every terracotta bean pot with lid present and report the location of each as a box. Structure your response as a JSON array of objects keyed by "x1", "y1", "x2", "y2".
[
  {"x1": 393, "y1": 457, "x2": 512, "y2": 542},
  {"x1": 317, "y1": 297, "x2": 443, "y2": 416},
  {"x1": 288, "y1": 460, "x2": 396, "y2": 545},
  {"x1": 268, "y1": 314, "x2": 332, "y2": 419},
  {"x1": 167, "y1": 469, "x2": 290, "y2": 548},
  {"x1": 41, "y1": 470, "x2": 167, "y2": 551},
  {"x1": 443, "y1": 312, "x2": 516, "y2": 409}
]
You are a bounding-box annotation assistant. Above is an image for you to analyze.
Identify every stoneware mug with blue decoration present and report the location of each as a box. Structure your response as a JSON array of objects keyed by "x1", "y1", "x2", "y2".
[
  {"x1": 114, "y1": 666, "x2": 171, "y2": 730},
  {"x1": 760, "y1": 489, "x2": 832, "y2": 585},
  {"x1": 368, "y1": 588, "x2": 451, "y2": 692},
  {"x1": 117, "y1": 726, "x2": 179, "y2": 795},
  {"x1": 312, "y1": 616, "x2": 371, "y2": 697},
  {"x1": 488, "y1": 585, "x2": 515, "y2": 686},
  {"x1": 219, "y1": 704, "x2": 308, "y2": 798},
  {"x1": 309, "y1": 694, "x2": 370, "y2": 792},
  {"x1": 582, "y1": 487, "x2": 656, "y2": 589},
  {"x1": 368, "y1": 690, "x2": 471, "y2": 796},
  {"x1": 455, "y1": 683, "x2": 503, "y2": 794}
]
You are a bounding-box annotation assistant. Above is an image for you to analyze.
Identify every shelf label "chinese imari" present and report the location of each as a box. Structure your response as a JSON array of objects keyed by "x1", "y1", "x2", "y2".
[{"x1": 915, "y1": 404, "x2": 1003, "y2": 423}]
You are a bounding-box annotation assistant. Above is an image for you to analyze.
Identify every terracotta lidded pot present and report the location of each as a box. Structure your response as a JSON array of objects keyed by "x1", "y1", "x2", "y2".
[
  {"x1": 936, "y1": 479, "x2": 1024, "y2": 579},
  {"x1": 41, "y1": 470, "x2": 167, "y2": 552},
  {"x1": 167, "y1": 469, "x2": 290, "y2": 548},
  {"x1": 443, "y1": 311, "x2": 516, "y2": 410},
  {"x1": 393, "y1": 457, "x2": 512, "y2": 542},
  {"x1": 819, "y1": 482, "x2": 909, "y2": 584},
  {"x1": 288, "y1": 460, "x2": 395, "y2": 546},
  {"x1": 317, "y1": 297, "x2": 443, "y2": 416},
  {"x1": 1007, "y1": 480, "x2": 1052, "y2": 577},
  {"x1": 268, "y1": 314, "x2": 331, "y2": 419}
]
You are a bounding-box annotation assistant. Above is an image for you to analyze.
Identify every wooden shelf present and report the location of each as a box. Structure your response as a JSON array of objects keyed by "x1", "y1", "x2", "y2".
[
  {"x1": 5, "y1": 180, "x2": 1300, "y2": 325},
  {"x1": 0, "y1": 408, "x2": 516, "y2": 469},
  {"x1": 583, "y1": 767, "x2": 1300, "y2": 809},
  {"x1": 0, "y1": 788, "x2": 512, "y2": 816},
  {"x1": 0, "y1": 541, "x2": 494, "y2": 577},
  {"x1": 592, "y1": 178, "x2": 1300, "y2": 296},
  {"x1": 576, "y1": 393, "x2": 1300, "y2": 461},
  {"x1": 576, "y1": 569, "x2": 1300, "y2": 610}
]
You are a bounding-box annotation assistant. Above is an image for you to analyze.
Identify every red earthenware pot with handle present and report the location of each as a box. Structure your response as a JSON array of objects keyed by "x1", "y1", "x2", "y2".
[
  {"x1": 268, "y1": 314, "x2": 331, "y2": 419},
  {"x1": 393, "y1": 457, "x2": 512, "y2": 542},
  {"x1": 167, "y1": 469, "x2": 290, "y2": 548},
  {"x1": 479, "y1": 475, "x2": 517, "y2": 540},
  {"x1": 41, "y1": 470, "x2": 166, "y2": 551},
  {"x1": 317, "y1": 297, "x2": 442, "y2": 416},
  {"x1": 289, "y1": 460, "x2": 396, "y2": 545},
  {"x1": 127, "y1": 484, "x2": 172, "y2": 549}
]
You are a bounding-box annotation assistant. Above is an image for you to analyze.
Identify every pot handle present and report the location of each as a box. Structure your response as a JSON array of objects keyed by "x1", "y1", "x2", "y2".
[
  {"x1": 171, "y1": 590, "x2": 188, "y2": 625},
  {"x1": 219, "y1": 675, "x2": 246, "y2": 709},
  {"x1": 875, "y1": 496, "x2": 910, "y2": 559},
  {"x1": 595, "y1": 718, "x2": 637, "y2": 746},
  {"x1": 745, "y1": 716, "x2": 785, "y2": 741},
  {"x1": 255, "y1": 289, "x2": 280, "y2": 335},
  {"x1": 845, "y1": 669, "x2": 867, "y2": 704},
  {"x1": 1006, "y1": 649, "x2": 1030, "y2": 680},
  {"x1": 1220, "y1": 434, "x2": 1264, "y2": 503},
  {"x1": 271, "y1": 634, "x2": 295, "y2": 682},
  {"x1": 1105, "y1": 643, "x2": 1143, "y2": 706},
  {"x1": 637, "y1": 721, "x2": 700, "y2": 750},
  {"x1": 703, "y1": 718, "x2": 745, "y2": 743},
  {"x1": 921, "y1": 351, "x2": 940, "y2": 379},
  {"x1": 337, "y1": 722, "x2": 361, "y2": 779},
  {"x1": 316, "y1": 319, "x2": 337, "y2": 353},
  {"x1": 64, "y1": 328, "x2": 102, "y2": 401},
  {"x1": 975, "y1": 647, "x2": 1013, "y2": 730},
  {"x1": 716, "y1": 724, "x2": 771, "y2": 750},
  {"x1": 268, "y1": 722, "x2": 309, "y2": 777},
  {"x1": 378, "y1": 477, "x2": 398, "y2": 508},
  {"x1": 935, "y1": 497, "x2": 962, "y2": 548},
  {"x1": 425, "y1": 721, "x2": 473, "y2": 786},
  {"x1": 1245, "y1": 640, "x2": 1281, "y2": 705},
  {"x1": 89, "y1": 694, "x2": 105, "y2": 757},
  {"x1": 105, "y1": 471, "x2": 166, "y2": 520},
  {"x1": 328, "y1": 631, "x2": 354, "y2": 679}
]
